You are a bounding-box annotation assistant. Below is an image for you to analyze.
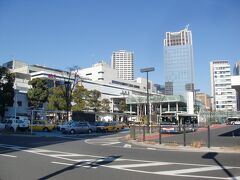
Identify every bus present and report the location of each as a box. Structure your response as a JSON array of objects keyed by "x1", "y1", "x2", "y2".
[
  {"x1": 160, "y1": 112, "x2": 198, "y2": 133},
  {"x1": 225, "y1": 117, "x2": 240, "y2": 125}
]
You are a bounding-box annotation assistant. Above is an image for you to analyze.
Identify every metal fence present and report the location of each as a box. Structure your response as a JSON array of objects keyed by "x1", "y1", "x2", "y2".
[{"x1": 129, "y1": 125, "x2": 213, "y2": 148}]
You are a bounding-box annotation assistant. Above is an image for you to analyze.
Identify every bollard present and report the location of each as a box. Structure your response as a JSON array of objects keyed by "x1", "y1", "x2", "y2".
[
  {"x1": 133, "y1": 125, "x2": 136, "y2": 140},
  {"x1": 159, "y1": 124, "x2": 162, "y2": 144},
  {"x1": 143, "y1": 126, "x2": 145, "y2": 141},
  {"x1": 208, "y1": 125, "x2": 210, "y2": 148},
  {"x1": 183, "y1": 124, "x2": 186, "y2": 146}
]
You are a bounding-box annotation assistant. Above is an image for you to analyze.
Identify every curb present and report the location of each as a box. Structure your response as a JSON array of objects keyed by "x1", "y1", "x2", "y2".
[{"x1": 127, "y1": 139, "x2": 240, "y2": 154}]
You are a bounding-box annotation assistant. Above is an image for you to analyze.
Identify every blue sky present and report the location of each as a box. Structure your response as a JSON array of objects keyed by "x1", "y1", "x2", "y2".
[{"x1": 0, "y1": 0, "x2": 239, "y2": 94}]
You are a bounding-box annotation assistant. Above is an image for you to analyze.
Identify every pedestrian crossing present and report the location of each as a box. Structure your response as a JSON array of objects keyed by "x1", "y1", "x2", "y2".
[
  {"x1": 0, "y1": 143, "x2": 240, "y2": 179},
  {"x1": 85, "y1": 137, "x2": 122, "y2": 146}
]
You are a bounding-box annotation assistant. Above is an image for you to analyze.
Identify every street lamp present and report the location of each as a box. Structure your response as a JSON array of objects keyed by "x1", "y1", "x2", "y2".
[{"x1": 140, "y1": 67, "x2": 155, "y2": 132}]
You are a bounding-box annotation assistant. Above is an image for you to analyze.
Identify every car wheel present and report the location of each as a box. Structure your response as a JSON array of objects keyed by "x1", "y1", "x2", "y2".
[
  {"x1": 70, "y1": 129, "x2": 75, "y2": 134},
  {"x1": 43, "y1": 127, "x2": 49, "y2": 132}
]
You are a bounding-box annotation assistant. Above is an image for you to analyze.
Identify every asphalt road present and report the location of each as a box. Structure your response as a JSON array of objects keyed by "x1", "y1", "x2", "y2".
[{"x1": 0, "y1": 126, "x2": 239, "y2": 180}]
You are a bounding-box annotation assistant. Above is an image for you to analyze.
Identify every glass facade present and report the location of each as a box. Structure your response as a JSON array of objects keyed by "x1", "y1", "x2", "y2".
[{"x1": 164, "y1": 44, "x2": 194, "y2": 96}]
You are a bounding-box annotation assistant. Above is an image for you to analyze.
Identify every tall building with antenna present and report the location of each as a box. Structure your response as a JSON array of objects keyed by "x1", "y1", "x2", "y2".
[{"x1": 163, "y1": 26, "x2": 194, "y2": 96}]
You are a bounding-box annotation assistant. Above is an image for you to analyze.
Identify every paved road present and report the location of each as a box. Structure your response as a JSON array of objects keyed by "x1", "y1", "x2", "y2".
[{"x1": 0, "y1": 126, "x2": 239, "y2": 180}]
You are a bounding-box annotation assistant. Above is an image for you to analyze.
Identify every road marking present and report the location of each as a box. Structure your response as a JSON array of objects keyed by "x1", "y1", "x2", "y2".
[
  {"x1": 1, "y1": 143, "x2": 240, "y2": 179},
  {"x1": 0, "y1": 154, "x2": 17, "y2": 158},
  {"x1": 52, "y1": 161, "x2": 73, "y2": 166},
  {"x1": 123, "y1": 144, "x2": 132, "y2": 148},
  {"x1": 52, "y1": 161, "x2": 98, "y2": 169},
  {"x1": 155, "y1": 166, "x2": 224, "y2": 175},
  {"x1": 147, "y1": 147, "x2": 157, "y2": 150},
  {"x1": 102, "y1": 142, "x2": 121, "y2": 146},
  {"x1": 85, "y1": 137, "x2": 122, "y2": 146},
  {"x1": 50, "y1": 154, "x2": 86, "y2": 157},
  {"x1": 108, "y1": 162, "x2": 172, "y2": 168}
]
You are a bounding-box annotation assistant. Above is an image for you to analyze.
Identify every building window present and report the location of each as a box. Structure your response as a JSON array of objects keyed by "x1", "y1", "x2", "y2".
[
  {"x1": 98, "y1": 71, "x2": 104, "y2": 74},
  {"x1": 17, "y1": 101, "x2": 22, "y2": 107},
  {"x1": 86, "y1": 73, "x2": 92, "y2": 76},
  {"x1": 98, "y1": 78, "x2": 104, "y2": 80}
]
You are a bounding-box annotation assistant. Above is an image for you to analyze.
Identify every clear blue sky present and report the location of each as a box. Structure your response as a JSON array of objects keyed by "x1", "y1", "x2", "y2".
[{"x1": 0, "y1": 0, "x2": 239, "y2": 94}]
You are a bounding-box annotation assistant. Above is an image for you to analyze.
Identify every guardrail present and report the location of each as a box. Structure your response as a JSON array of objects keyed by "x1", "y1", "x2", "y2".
[{"x1": 129, "y1": 124, "x2": 212, "y2": 148}]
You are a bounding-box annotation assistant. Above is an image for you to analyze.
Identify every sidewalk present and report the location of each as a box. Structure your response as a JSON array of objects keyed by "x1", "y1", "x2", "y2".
[
  {"x1": 125, "y1": 124, "x2": 240, "y2": 153},
  {"x1": 127, "y1": 139, "x2": 240, "y2": 153}
]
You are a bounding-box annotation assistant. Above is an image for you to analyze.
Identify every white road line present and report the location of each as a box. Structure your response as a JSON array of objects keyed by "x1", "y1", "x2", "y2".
[
  {"x1": 1, "y1": 143, "x2": 240, "y2": 180},
  {"x1": 102, "y1": 142, "x2": 121, "y2": 146},
  {"x1": 108, "y1": 162, "x2": 172, "y2": 169},
  {"x1": 52, "y1": 161, "x2": 98, "y2": 169},
  {"x1": 105, "y1": 167, "x2": 231, "y2": 180},
  {"x1": 52, "y1": 161, "x2": 73, "y2": 166},
  {"x1": 0, "y1": 154, "x2": 17, "y2": 158},
  {"x1": 123, "y1": 144, "x2": 132, "y2": 148},
  {"x1": 155, "y1": 166, "x2": 225, "y2": 175},
  {"x1": 147, "y1": 148, "x2": 157, "y2": 150},
  {"x1": 49, "y1": 154, "x2": 86, "y2": 157}
]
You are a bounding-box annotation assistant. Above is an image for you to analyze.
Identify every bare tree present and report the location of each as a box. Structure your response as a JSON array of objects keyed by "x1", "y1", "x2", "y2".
[{"x1": 62, "y1": 66, "x2": 81, "y2": 121}]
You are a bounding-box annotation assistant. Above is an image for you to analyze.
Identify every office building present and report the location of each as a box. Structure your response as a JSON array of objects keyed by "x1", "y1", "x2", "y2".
[
  {"x1": 210, "y1": 60, "x2": 236, "y2": 111},
  {"x1": 2, "y1": 60, "x2": 157, "y2": 116},
  {"x1": 163, "y1": 27, "x2": 194, "y2": 96},
  {"x1": 196, "y1": 92, "x2": 212, "y2": 111},
  {"x1": 111, "y1": 50, "x2": 134, "y2": 80}
]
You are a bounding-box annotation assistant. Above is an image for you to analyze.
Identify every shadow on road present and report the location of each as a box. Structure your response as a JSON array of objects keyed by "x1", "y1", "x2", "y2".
[
  {"x1": 219, "y1": 127, "x2": 240, "y2": 137},
  {"x1": 38, "y1": 155, "x2": 121, "y2": 180},
  {"x1": 202, "y1": 152, "x2": 237, "y2": 180}
]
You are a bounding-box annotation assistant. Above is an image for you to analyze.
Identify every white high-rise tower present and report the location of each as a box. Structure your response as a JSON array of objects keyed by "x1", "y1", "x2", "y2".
[
  {"x1": 210, "y1": 60, "x2": 236, "y2": 111},
  {"x1": 111, "y1": 50, "x2": 134, "y2": 80}
]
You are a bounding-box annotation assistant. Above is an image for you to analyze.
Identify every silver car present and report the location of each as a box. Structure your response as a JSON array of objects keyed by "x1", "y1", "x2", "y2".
[{"x1": 64, "y1": 122, "x2": 96, "y2": 134}]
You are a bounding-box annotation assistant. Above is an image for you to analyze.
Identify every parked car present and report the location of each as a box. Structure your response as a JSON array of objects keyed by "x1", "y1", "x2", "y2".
[
  {"x1": 64, "y1": 121, "x2": 96, "y2": 134},
  {"x1": 30, "y1": 120, "x2": 55, "y2": 132},
  {"x1": 96, "y1": 122, "x2": 116, "y2": 133},
  {"x1": 57, "y1": 120, "x2": 74, "y2": 131},
  {"x1": 112, "y1": 122, "x2": 125, "y2": 131},
  {"x1": 5, "y1": 118, "x2": 29, "y2": 132}
]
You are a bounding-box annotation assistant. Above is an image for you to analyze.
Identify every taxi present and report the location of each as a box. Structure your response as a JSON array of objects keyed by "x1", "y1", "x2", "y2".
[
  {"x1": 112, "y1": 122, "x2": 125, "y2": 131},
  {"x1": 30, "y1": 120, "x2": 55, "y2": 132},
  {"x1": 96, "y1": 122, "x2": 116, "y2": 132}
]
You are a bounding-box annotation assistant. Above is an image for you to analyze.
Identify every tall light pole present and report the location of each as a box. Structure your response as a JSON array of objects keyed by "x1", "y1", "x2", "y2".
[{"x1": 140, "y1": 67, "x2": 155, "y2": 133}]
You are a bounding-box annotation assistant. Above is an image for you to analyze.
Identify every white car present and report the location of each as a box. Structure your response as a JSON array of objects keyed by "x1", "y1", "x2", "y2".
[
  {"x1": 5, "y1": 118, "x2": 29, "y2": 132},
  {"x1": 57, "y1": 121, "x2": 74, "y2": 131}
]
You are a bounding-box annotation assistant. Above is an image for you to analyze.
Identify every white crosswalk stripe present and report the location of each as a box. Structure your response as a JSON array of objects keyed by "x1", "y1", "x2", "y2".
[
  {"x1": 1, "y1": 143, "x2": 240, "y2": 179},
  {"x1": 155, "y1": 166, "x2": 226, "y2": 175},
  {"x1": 108, "y1": 162, "x2": 172, "y2": 168}
]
